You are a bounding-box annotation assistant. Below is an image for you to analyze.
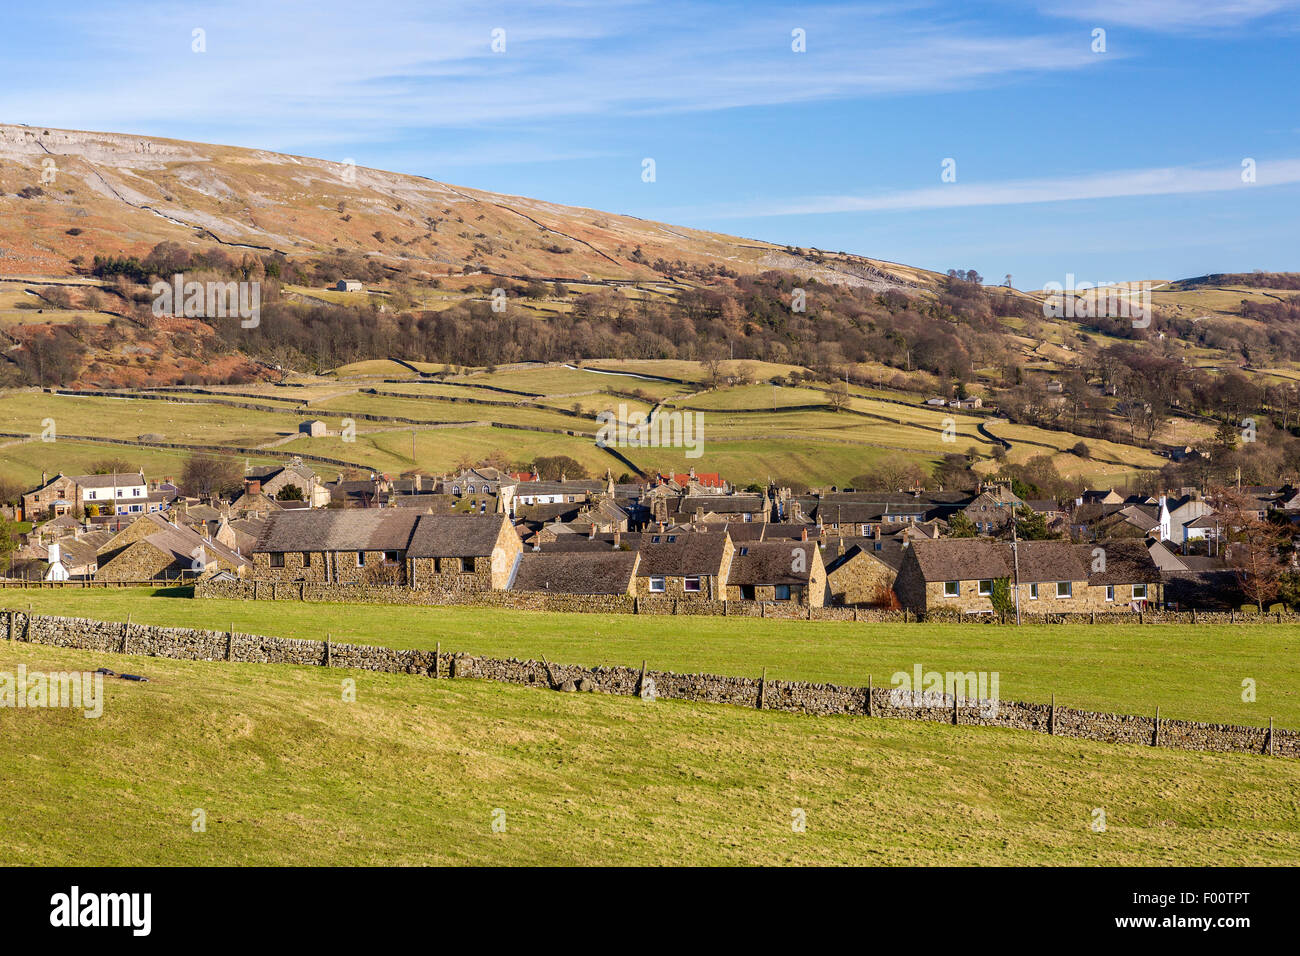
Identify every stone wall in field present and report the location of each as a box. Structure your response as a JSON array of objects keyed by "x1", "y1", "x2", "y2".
[
  {"x1": 194, "y1": 579, "x2": 1299, "y2": 626},
  {"x1": 3, "y1": 608, "x2": 1294, "y2": 761}
]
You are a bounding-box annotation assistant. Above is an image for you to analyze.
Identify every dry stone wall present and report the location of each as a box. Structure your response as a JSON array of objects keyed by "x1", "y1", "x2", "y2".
[
  {"x1": 3, "y1": 608, "x2": 1294, "y2": 760},
  {"x1": 195, "y1": 579, "x2": 1298, "y2": 626}
]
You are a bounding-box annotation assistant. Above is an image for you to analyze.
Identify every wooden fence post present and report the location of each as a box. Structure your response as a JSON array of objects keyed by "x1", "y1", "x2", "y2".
[
  {"x1": 953, "y1": 690, "x2": 960, "y2": 726},
  {"x1": 324, "y1": 634, "x2": 331, "y2": 667},
  {"x1": 226, "y1": 625, "x2": 234, "y2": 661},
  {"x1": 434, "y1": 641, "x2": 441, "y2": 678},
  {"x1": 866, "y1": 675, "x2": 873, "y2": 717},
  {"x1": 757, "y1": 667, "x2": 766, "y2": 710},
  {"x1": 1154, "y1": 706, "x2": 1160, "y2": 747},
  {"x1": 1269, "y1": 717, "x2": 1275, "y2": 757},
  {"x1": 1049, "y1": 694, "x2": 1056, "y2": 735},
  {"x1": 122, "y1": 614, "x2": 131, "y2": 654}
]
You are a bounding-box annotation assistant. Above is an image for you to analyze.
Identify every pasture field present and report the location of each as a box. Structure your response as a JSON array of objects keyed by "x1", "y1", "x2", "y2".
[
  {"x1": 0, "y1": 439, "x2": 286, "y2": 487},
  {"x1": 3, "y1": 639, "x2": 1297, "y2": 866},
  {"x1": 5, "y1": 588, "x2": 1298, "y2": 728},
  {"x1": 0, "y1": 359, "x2": 1186, "y2": 489}
]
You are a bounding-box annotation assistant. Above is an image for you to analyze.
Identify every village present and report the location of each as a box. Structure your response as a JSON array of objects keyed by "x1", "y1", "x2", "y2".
[{"x1": 7, "y1": 451, "x2": 1293, "y2": 617}]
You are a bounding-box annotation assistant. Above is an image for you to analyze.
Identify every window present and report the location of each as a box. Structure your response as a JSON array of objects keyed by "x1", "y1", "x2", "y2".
[
  {"x1": 1029, "y1": 583, "x2": 1038, "y2": 600},
  {"x1": 667, "y1": 535, "x2": 677, "y2": 542},
  {"x1": 738, "y1": 547, "x2": 749, "y2": 556},
  {"x1": 1132, "y1": 584, "x2": 1148, "y2": 599},
  {"x1": 874, "y1": 542, "x2": 883, "y2": 552},
  {"x1": 460, "y1": 557, "x2": 474, "y2": 573},
  {"x1": 943, "y1": 581, "x2": 960, "y2": 597},
  {"x1": 774, "y1": 584, "x2": 791, "y2": 601},
  {"x1": 861, "y1": 525, "x2": 870, "y2": 535},
  {"x1": 1106, "y1": 585, "x2": 1115, "y2": 601},
  {"x1": 740, "y1": 585, "x2": 755, "y2": 600},
  {"x1": 468, "y1": 485, "x2": 476, "y2": 494},
  {"x1": 649, "y1": 576, "x2": 666, "y2": 593},
  {"x1": 357, "y1": 552, "x2": 366, "y2": 567},
  {"x1": 683, "y1": 576, "x2": 702, "y2": 592},
  {"x1": 651, "y1": 535, "x2": 661, "y2": 543},
  {"x1": 302, "y1": 552, "x2": 312, "y2": 567},
  {"x1": 1055, "y1": 581, "x2": 1071, "y2": 598},
  {"x1": 384, "y1": 551, "x2": 400, "y2": 564},
  {"x1": 743, "y1": 513, "x2": 752, "y2": 522},
  {"x1": 269, "y1": 552, "x2": 285, "y2": 568},
  {"x1": 978, "y1": 580, "x2": 993, "y2": 596},
  {"x1": 452, "y1": 486, "x2": 460, "y2": 495}
]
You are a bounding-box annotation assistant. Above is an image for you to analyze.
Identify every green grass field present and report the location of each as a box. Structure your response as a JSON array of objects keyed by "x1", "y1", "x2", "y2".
[
  {"x1": 5, "y1": 589, "x2": 1297, "y2": 728},
  {"x1": 0, "y1": 359, "x2": 1180, "y2": 488},
  {"x1": 4, "y1": 640, "x2": 1296, "y2": 865}
]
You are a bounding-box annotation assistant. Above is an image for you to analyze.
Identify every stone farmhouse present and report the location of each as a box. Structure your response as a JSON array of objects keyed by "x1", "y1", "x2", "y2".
[
  {"x1": 512, "y1": 550, "x2": 640, "y2": 596},
  {"x1": 892, "y1": 539, "x2": 1160, "y2": 615},
  {"x1": 96, "y1": 513, "x2": 249, "y2": 581},
  {"x1": 251, "y1": 510, "x2": 521, "y2": 591},
  {"x1": 724, "y1": 540, "x2": 826, "y2": 605}
]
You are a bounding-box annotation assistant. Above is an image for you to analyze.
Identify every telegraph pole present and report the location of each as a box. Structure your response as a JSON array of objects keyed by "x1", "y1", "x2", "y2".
[{"x1": 1010, "y1": 500, "x2": 1022, "y2": 625}]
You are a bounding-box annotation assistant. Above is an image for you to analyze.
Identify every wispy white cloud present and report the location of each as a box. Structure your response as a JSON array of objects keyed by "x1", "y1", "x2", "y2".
[
  {"x1": 676, "y1": 158, "x2": 1300, "y2": 217},
  {"x1": 0, "y1": 0, "x2": 1105, "y2": 155},
  {"x1": 1035, "y1": 0, "x2": 1300, "y2": 30}
]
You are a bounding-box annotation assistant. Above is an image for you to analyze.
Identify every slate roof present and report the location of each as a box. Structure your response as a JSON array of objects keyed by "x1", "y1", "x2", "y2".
[
  {"x1": 406, "y1": 514, "x2": 505, "y2": 558},
  {"x1": 727, "y1": 541, "x2": 815, "y2": 586},
  {"x1": 636, "y1": 532, "x2": 730, "y2": 576},
  {"x1": 143, "y1": 522, "x2": 249, "y2": 569},
  {"x1": 680, "y1": 494, "x2": 766, "y2": 515},
  {"x1": 511, "y1": 551, "x2": 639, "y2": 594},
  {"x1": 73, "y1": 472, "x2": 145, "y2": 489},
  {"x1": 253, "y1": 509, "x2": 422, "y2": 553},
  {"x1": 1073, "y1": 541, "x2": 1161, "y2": 585},
  {"x1": 906, "y1": 539, "x2": 1093, "y2": 583}
]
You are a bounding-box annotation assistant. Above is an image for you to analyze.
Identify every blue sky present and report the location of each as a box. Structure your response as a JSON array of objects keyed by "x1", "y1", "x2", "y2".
[{"x1": 2, "y1": 0, "x2": 1298, "y2": 287}]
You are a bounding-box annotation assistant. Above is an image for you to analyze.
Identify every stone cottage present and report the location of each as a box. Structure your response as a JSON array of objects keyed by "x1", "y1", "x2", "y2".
[
  {"x1": 723, "y1": 540, "x2": 827, "y2": 606},
  {"x1": 892, "y1": 538, "x2": 1159, "y2": 615}
]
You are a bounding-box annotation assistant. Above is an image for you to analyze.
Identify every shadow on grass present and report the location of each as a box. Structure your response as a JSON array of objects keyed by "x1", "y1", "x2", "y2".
[{"x1": 149, "y1": 586, "x2": 195, "y2": 599}]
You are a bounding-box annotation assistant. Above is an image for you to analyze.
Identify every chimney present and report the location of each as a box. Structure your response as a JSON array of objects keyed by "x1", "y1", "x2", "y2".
[
  {"x1": 800, "y1": 526, "x2": 808, "y2": 541},
  {"x1": 413, "y1": 473, "x2": 422, "y2": 492},
  {"x1": 245, "y1": 478, "x2": 262, "y2": 496},
  {"x1": 589, "y1": 524, "x2": 596, "y2": 540},
  {"x1": 48, "y1": 542, "x2": 60, "y2": 565},
  {"x1": 613, "y1": 530, "x2": 621, "y2": 549}
]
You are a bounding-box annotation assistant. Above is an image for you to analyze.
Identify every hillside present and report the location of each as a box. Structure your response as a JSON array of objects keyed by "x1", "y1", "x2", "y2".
[
  {"x1": 2, "y1": 124, "x2": 1299, "y2": 494},
  {"x1": 0, "y1": 123, "x2": 926, "y2": 289}
]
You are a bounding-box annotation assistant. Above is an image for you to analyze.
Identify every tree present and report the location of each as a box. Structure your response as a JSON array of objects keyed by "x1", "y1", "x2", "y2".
[
  {"x1": 823, "y1": 381, "x2": 850, "y2": 412},
  {"x1": 88, "y1": 457, "x2": 134, "y2": 475},
  {"x1": 988, "y1": 576, "x2": 1015, "y2": 618},
  {"x1": 532, "y1": 456, "x2": 588, "y2": 481},
  {"x1": 1014, "y1": 507, "x2": 1056, "y2": 540},
  {"x1": 946, "y1": 511, "x2": 977, "y2": 537},
  {"x1": 0, "y1": 515, "x2": 18, "y2": 576},
  {"x1": 181, "y1": 453, "x2": 244, "y2": 499},
  {"x1": 276, "y1": 484, "x2": 305, "y2": 502},
  {"x1": 1216, "y1": 487, "x2": 1285, "y2": 611}
]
